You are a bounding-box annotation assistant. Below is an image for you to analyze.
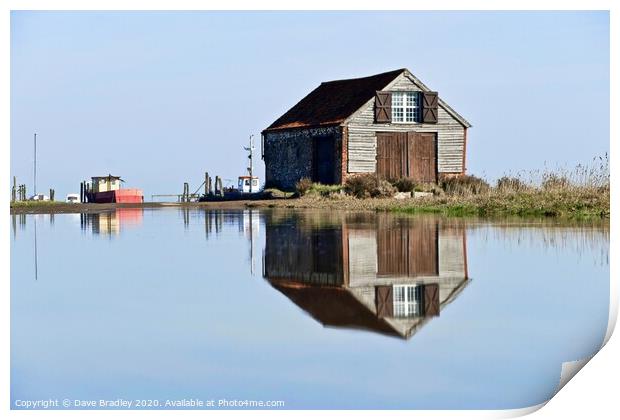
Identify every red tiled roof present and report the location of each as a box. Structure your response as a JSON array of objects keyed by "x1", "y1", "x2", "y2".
[{"x1": 264, "y1": 69, "x2": 405, "y2": 132}]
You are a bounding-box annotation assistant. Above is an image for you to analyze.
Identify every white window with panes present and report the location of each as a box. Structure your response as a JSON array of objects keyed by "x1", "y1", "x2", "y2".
[
  {"x1": 392, "y1": 91, "x2": 421, "y2": 123},
  {"x1": 393, "y1": 285, "x2": 422, "y2": 318}
]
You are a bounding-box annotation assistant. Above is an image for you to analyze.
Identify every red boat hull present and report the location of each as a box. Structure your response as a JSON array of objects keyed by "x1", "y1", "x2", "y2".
[{"x1": 92, "y1": 189, "x2": 143, "y2": 203}]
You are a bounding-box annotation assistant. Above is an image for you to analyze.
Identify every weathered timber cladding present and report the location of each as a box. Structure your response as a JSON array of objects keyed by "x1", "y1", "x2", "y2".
[
  {"x1": 346, "y1": 73, "x2": 466, "y2": 174},
  {"x1": 263, "y1": 126, "x2": 342, "y2": 190}
]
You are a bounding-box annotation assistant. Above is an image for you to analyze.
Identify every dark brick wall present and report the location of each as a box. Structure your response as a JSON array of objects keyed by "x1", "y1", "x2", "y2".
[{"x1": 263, "y1": 126, "x2": 342, "y2": 190}]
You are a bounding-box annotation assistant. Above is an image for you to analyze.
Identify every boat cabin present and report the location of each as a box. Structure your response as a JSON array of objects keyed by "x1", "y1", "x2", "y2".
[
  {"x1": 91, "y1": 175, "x2": 122, "y2": 193},
  {"x1": 238, "y1": 176, "x2": 260, "y2": 194}
]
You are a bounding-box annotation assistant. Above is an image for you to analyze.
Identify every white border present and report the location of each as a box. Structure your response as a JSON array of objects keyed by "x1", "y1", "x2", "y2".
[{"x1": 2, "y1": 1, "x2": 616, "y2": 419}]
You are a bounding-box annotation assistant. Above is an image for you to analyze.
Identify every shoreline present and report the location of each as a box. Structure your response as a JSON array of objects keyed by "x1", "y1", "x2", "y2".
[
  {"x1": 9, "y1": 200, "x2": 281, "y2": 214},
  {"x1": 9, "y1": 190, "x2": 610, "y2": 220}
]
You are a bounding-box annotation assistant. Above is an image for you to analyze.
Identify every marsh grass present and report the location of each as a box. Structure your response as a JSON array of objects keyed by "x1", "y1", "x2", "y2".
[
  {"x1": 393, "y1": 155, "x2": 610, "y2": 219},
  {"x1": 11, "y1": 200, "x2": 65, "y2": 208},
  {"x1": 283, "y1": 156, "x2": 610, "y2": 219},
  {"x1": 307, "y1": 183, "x2": 344, "y2": 197}
]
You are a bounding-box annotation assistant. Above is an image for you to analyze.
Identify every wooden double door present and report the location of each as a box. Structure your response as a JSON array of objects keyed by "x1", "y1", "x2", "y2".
[
  {"x1": 376, "y1": 131, "x2": 437, "y2": 182},
  {"x1": 376, "y1": 217, "x2": 439, "y2": 277}
]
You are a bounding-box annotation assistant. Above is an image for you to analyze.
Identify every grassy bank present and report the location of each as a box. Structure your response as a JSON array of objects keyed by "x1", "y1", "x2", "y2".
[
  {"x1": 389, "y1": 189, "x2": 609, "y2": 218},
  {"x1": 10, "y1": 190, "x2": 609, "y2": 219},
  {"x1": 282, "y1": 157, "x2": 610, "y2": 220},
  {"x1": 259, "y1": 188, "x2": 609, "y2": 220}
]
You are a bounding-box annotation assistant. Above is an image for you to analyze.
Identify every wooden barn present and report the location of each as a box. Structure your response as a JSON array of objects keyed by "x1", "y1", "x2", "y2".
[{"x1": 261, "y1": 68, "x2": 471, "y2": 190}]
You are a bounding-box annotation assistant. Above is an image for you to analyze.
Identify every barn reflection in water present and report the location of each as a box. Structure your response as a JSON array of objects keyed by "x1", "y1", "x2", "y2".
[{"x1": 263, "y1": 212, "x2": 470, "y2": 339}]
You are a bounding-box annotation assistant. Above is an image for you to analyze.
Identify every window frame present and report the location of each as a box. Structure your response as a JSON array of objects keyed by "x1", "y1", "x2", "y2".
[
  {"x1": 392, "y1": 284, "x2": 423, "y2": 318},
  {"x1": 391, "y1": 91, "x2": 421, "y2": 124}
]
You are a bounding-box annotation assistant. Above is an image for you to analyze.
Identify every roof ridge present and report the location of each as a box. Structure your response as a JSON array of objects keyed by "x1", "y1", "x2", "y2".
[
  {"x1": 320, "y1": 68, "x2": 406, "y2": 85},
  {"x1": 263, "y1": 68, "x2": 471, "y2": 132}
]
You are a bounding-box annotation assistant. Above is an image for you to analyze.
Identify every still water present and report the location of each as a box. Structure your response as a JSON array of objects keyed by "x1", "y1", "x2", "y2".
[{"x1": 10, "y1": 209, "x2": 609, "y2": 409}]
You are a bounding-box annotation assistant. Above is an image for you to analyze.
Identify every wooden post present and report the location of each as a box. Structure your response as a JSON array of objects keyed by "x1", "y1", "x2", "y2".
[
  {"x1": 215, "y1": 176, "x2": 224, "y2": 197},
  {"x1": 50, "y1": 188, "x2": 55, "y2": 201},
  {"x1": 12, "y1": 176, "x2": 16, "y2": 202},
  {"x1": 182, "y1": 182, "x2": 189, "y2": 202},
  {"x1": 205, "y1": 172, "x2": 209, "y2": 197}
]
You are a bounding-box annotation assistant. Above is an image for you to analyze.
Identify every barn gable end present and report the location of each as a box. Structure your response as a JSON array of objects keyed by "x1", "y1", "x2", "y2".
[
  {"x1": 344, "y1": 71, "x2": 469, "y2": 175},
  {"x1": 262, "y1": 68, "x2": 471, "y2": 190}
]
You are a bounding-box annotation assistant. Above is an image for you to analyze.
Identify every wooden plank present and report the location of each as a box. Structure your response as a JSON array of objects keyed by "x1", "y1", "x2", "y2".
[
  {"x1": 377, "y1": 219, "x2": 409, "y2": 275},
  {"x1": 375, "y1": 285, "x2": 394, "y2": 317},
  {"x1": 376, "y1": 132, "x2": 409, "y2": 180},
  {"x1": 408, "y1": 132, "x2": 437, "y2": 183},
  {"x1": 375, "y1": 216, "x2": 439, "y2": 278},
  {"x1": 423, "y1": 283, "x2": 440, "y2": 316},
  {"x1": 408, "y1": 222, "x2": 439, "y2": 276}
]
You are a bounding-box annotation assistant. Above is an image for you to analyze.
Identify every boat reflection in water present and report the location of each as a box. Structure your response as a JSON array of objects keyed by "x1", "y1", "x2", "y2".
[
  {"x1": 263, "y1": 212, "x2": 470, "y2": 339},
  {"x1": 80, "y1": 208, "x2": 144, "y2": 236}
]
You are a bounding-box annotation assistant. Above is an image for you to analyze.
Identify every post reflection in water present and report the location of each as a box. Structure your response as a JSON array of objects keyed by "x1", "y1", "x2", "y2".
[
  {"x1": 80, "y1": 208, "x2": 144, "y2": 236},
  {"x1": 263, "y1": 212, "x2": 469, "y2": 340},
  {"x1": 203, "y1": 209, "x2": 261, "y2": 274},
  {"x1": 11, "y1": 213, "x2": 57, "y2": 280}
]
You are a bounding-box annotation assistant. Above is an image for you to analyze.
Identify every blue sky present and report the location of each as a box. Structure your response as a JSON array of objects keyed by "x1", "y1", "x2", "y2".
[{"x1": 10, "y1": 11, "x2": 609, "y2": 197}]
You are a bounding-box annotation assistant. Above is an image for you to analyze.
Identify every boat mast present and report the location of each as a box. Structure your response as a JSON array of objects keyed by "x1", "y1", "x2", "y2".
[
  {"x1": 244, "y1": 135, "x2": 255, "y2": 192},
  {"x1": 33, "y1": 133, "x2": 37, "y2": 195}
]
